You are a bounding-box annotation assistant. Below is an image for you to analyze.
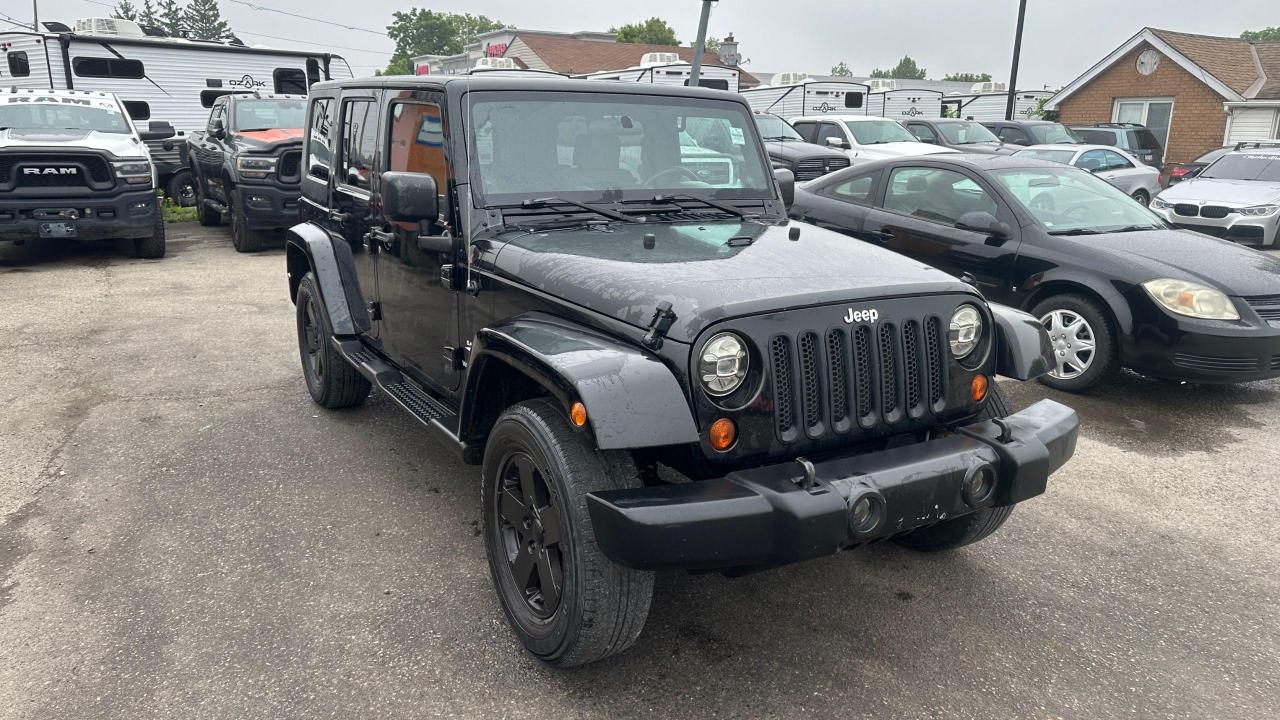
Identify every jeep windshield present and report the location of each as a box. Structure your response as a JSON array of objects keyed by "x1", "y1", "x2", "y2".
[
  {"x1": 233, "y1": 99, "x2": 307, "y2": 132},
  {"x1": 466, "y1": 91, "x2": 773, "y2": 206},
  {"x1": 991, "y1": 166, "x2": 1163, "y2": 234},
  {"x1": 0, "y1": 97, "x2": 131, "y2": 134},
  {"x1": 1200, "y1": 153, "x2": 1280, "y2": 182}
]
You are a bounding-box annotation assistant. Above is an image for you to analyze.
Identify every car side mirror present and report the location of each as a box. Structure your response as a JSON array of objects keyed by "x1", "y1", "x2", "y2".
[
  {"x1": 383, "y1": 171, "x2": 439, "y2": 224},
  {"x1": 956, "y1": 211, "x2": 1011, "y2": 244},
  {"x1": 139, "y1": 120, "x2": 175, "y2": 142},
  {"x1": 825, "y1": 137, "x2": 850, "y2": 150},
  {"x1": 773, "y1": 168, "x2": 795, "y2": 209},
  {"x1": 209, "y1": 118, "x2": 225, "y2": 140}
]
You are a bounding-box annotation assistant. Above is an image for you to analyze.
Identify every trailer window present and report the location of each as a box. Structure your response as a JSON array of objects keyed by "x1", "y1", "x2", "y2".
[
  {"x1": 684, "y1": 78, "x2": 730, "y2": 91},
  {"x1": 72, "y1": 57, "x2": 145, "y2": 79},
  {"x1": 7, "y1": 52, "x2": 30, "y2": 78},
  {"x1": 339, "y1": 99, "x2": 377, "y2": 191},
  {"x1": 844, "y1": 92, "x2": 863, "y2": 109},
  {"x1": 123, "y1": 101, "x2": 150, "y2": 120},
  {"x1": 274, "y1": 68, "x2": 307, "y2": 95}
]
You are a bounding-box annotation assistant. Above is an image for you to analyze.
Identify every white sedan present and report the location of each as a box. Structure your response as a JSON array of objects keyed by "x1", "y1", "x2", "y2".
[{"x1": 1012, "y1": 144, "x2": 1162, "y2": 206}]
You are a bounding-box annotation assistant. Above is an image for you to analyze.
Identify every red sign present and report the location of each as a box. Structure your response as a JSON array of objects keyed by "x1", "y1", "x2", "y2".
[
  {"x1": 485, "y1": 43, "x2": 508, "y2": 58},
  {"x1": 415, "y1": 64, "x2": 431, "y2": 75}
]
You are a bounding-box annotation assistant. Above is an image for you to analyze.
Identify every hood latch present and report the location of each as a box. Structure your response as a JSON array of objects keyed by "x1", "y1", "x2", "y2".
[{"x1": 642, "y1": 301, "x2": 677, "y2": 350}]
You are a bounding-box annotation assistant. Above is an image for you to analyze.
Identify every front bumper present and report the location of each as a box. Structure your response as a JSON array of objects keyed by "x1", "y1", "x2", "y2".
[
  {"x1": 0, "y1": 188, "x2": 158, "y2": 242},
  {"x1": 236, "y1": 183, "x2": 301, "y2": 230},
  {"x1": 1153, "y1": 207, "x2": 1279, "y2": 247},
  {"x1": 1124, "y1": 309, "x2": 1280, "y2": 383},
  {"x1": 587, "y1": 399, "x2": 1078, "y2": 572}
]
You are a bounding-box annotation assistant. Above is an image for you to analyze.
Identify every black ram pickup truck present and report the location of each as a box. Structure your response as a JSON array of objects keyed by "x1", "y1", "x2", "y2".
[
  {"x1": 285, "y1": 76, "x2": 1080, "y2": 667},
  {"x1": 186, "y1": 93, "x2": 306, "y2": 252}
]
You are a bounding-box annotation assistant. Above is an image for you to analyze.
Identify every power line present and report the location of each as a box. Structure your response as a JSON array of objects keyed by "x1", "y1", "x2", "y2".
[
  {"x1": 223, "y1": 0, "x2": 388, "y2": 37},
  {"x1": 234, "y1": 30, "x2": 389, "y2": 56}
]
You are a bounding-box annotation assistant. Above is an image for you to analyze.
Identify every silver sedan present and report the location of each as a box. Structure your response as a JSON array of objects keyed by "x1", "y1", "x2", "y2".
[{"x1": 1012, "y1": 144, "x2": 1163, "y2": 205}]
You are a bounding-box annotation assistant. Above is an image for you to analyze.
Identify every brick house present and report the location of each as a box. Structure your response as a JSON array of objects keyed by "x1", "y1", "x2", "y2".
[{"x1": 1048, "y1": 28, "x2": 1280, "y2": 165}]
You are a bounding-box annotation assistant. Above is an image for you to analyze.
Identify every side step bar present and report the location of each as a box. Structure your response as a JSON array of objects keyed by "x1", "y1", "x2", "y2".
[{"x1": 333, "y1": 338, "x2": 476, "y2": 462}]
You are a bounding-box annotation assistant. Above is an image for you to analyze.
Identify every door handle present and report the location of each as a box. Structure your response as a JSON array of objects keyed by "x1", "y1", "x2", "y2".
[
  {"x1": 328, "y1": 209, "x2": 353, "y2": 224},
  {"x1": 364, "y1": 228, "x2": 395, "y2": 252},
  {"x1": 866, "y1": 230, "x2": 893, "y2": 243}
]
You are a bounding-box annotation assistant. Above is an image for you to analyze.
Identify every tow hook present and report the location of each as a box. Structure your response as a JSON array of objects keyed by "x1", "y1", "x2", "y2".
[
  {"x1": 991, "y1": 417, "x2": 1014, "y2": 443},
  {"x1": 794, "y1": 456, "x2": 818, "y2": 490}
]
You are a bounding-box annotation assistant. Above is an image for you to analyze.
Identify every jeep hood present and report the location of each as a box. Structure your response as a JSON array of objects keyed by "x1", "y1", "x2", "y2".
[
  {"x1": 858, "y1": 143, "x2": 959, "y2": 158},
  {"x1": 0, "y1": 128, "x2": 146, "y2": 159},
  {"x1": 486, "y1": 220, "x2": 972, "y2": 343},
  {"x1": 1156, "y1": 178, "x2": 1280, "y2": 206},
  {"x1": 1073, "y1": 229, "x2": 1280, "y2": 297}
]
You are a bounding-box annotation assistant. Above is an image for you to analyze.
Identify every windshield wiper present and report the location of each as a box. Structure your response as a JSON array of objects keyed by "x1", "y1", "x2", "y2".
[
  {"x1": 650, "y1": 193, "x2": 747, "y2": 218},
  {"x1": 1047, "y1": 228, "x2": 1103, "y2": 236},
  {"x1": 518, "y1": 197, "x2": 638, "y2": 223},
  {"x1": 1110, "y1": 225, "x2": 1161, "y2": 233},
  {"x1": 760, "y1": 135, "x2": 794, "y2": 141}
]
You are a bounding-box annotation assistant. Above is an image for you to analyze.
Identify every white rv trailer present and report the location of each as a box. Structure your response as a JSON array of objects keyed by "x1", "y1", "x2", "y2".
[
  {"x1": 0, "y1": 17, "x2": 352, "y2": 201},
  {"x1": 865, "y1": 89, "x2": 944, "y2": 119},
  {"x1": 942, "y1": 90, "x2": 1054, "y2": 122},
  {"x1": 579, "y1": 53, "x2": 741, "y2": 92},
  {"x1": 467, "y1": 57, "x2": 566, "y2": 79},
  {"x1": 739, "y1": 78, "x2": 870, "y2": 118}
]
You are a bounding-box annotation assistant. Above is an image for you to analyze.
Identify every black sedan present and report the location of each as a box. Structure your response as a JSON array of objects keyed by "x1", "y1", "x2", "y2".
[
  {"x1": 901, "y1": 118, "x2": 1018, "y2": 156},
  {"x1": 790, "y1": 154, "x2": 1280, "y2": 391}
]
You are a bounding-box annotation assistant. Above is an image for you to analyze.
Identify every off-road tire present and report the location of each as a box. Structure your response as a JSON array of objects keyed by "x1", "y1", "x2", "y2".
[
  {"x1": 1131, "y1": 190, "x2": 1150, "y2": 207},
  {"x1": 195, "y1": 173, "x2": 221, "y2": 226},
  {"x1": 893, "y1": 385, "x2": 1014, "y2": 551},
  {"x1": 295, "y1": 272, "x2": 370, "y2": 409},
  {"x1": 482, "y1": 399, "x2": 654, "y2": 667},
  {"x1": 1032, "y1": 293, "x2": 1119, "y2": 393},
  {"x1": 133, "y1": 206, "x2": 167, "y2": 259},
  {"x1": 166, "y1": 170, "x2": 196, "y2": 208},
  {"x1": 230, "y1": 189, "x2": 264, "y2": 253}
]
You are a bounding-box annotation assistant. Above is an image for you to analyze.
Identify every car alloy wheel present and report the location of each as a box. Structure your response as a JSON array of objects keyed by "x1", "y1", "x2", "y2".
[
  {"x1": 1040, "y1": 309, "x2": 1096, "y2": 380},
  {"x1": 301, "y1": 293, "x2": 325, "y2": 383},
  {"x1": 494, "y1": 450, "x2": 564, "y2": 618}
]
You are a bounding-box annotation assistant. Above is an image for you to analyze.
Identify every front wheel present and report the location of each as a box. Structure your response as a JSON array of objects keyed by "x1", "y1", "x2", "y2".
[
  {"x1": 230, "y1": 189, "x2": 264, "y2": 253},
  {"x1": 893, "y1": 385, "x2": 1013, "y2": 551},
  {"x1": 132, "y1": 206, "x2": 166, "y2": 259},
  {"x1": 482, "y1": 399, "x2": 653, "y2": 667},
  {"x1": 1032, "y1": 294, "x2": 1119, "y2": 393}
]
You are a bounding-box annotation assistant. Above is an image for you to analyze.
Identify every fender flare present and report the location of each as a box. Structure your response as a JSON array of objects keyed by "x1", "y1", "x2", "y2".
[
  {"x1": 284, "y1": 223, "x2": 369, "y2": 336},
  {"x1": 988, "y1": 303, "x2": 1053, "y2": 380},
  {"x1": 1020, "y1": 270, "x2": 1135, "y2": 336},
  {"x1": 462, "y1": 314, "x2": 701, "y2": 450}
]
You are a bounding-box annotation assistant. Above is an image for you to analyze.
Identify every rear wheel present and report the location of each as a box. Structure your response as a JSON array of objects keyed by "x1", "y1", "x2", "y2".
[
  {"x1": 132, "y1": 206, "x2": 166, "y2": 259},
  {"x1": 1131, "y1": 190, "x2": 1150, "y2": 206},
  {"x1": 229, "y1": 189, "x2": 264, "y2": 253},
  {"x1": 893, "y1": 385, "x2": 1013, "y2": 552},
  {"x1": 482, "y1": 399, "x2": 653, "y2": 667},
  {"x1": 195, "y1": 173, "x2": 221, "y2": 226},
  {"x1": 166, "y1": 170, "x2": 196, "y2": 208},
  {"x1": 1032, "y1": 293, "x2": 1119, "y2": 393},
  {"x1": 295, "y1": 272, "x2": 369, "y2": 409}
]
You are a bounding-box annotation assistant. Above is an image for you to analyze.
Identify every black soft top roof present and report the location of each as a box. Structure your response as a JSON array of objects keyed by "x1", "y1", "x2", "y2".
[{"x1": 310, "y1": 74, "x2": 747, "y2": 103}]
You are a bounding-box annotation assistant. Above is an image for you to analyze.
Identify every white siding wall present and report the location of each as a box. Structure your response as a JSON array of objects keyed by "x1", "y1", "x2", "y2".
[
  {"x1": 943, "y1": 92, "x2": 1051, "y2": 122},
  {"x1": 1226, "y1": 107, "x2": 1280, "y2": 143},
  {"x1": 581, "y1": 64, "x2": 739, "y2": 92},
  {"x1": 869, "y1": 89, "x2": 942, "y2": 119},
  {"x1": 740, "y1": 81, "x2": 869, "y2": 117}
]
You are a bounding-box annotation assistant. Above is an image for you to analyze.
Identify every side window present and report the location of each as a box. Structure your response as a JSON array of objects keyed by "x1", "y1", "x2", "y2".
[
  {"x1": 792, "y1": 122, "x2": 817, "y2": 143},
  {"x1": 998, "y1": 127, "x2": 1030, "y2": 145},
  {"x1": 821, "y1": 174, "x2": 876, "y2": 205},
  {"x1": 274, "y1": 68, "x2": 307, "y2": 95},
  {"x1": 306, "y1": 97, "x2": 334, "y2": 181},
  {"x1": 72, "y1": 57, "x2": 144, "y2": 79},
  {"x1": 387, "y1": 101, "x2": 447, "y2": 218},
  {"x1": 7, "y1": 52, "x2": 30, "y2": 77},
  {"x1": 1103, "y1": 150, "x2": 1133, "y2": 170},
  {"x1": 1076, "y1": 129, "x2": 1113, "y2": 145},
  {"x1": 123, "y1": 101, "x2": 150, "y2": 121},
  {"x1": 884, "y1": 167, "x2": 997, "y2": 226},
  {"x1": 907, "y1": 123, "x2": 937, "y2": 142},
  {"x1": 207, "y1": 101, "x2": 226, "y2": 131},
  {"x1": 1076, "y1": 149, "x2": 1108, "y2": 172},
  {"x1": 339, "y1": 99, "x2": 378, "y2": 191},
  {"x1": 816, "y1": 123, "x2": 845, "y2": 147}
]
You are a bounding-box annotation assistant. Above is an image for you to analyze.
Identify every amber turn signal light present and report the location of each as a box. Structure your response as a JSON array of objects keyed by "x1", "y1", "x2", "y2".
[
  {"x1": 970, "y1": 374, "x2": 989, "y2": 403},
  {"x1": 708, "y1": 418, "x2": 737, "y2": 452},
  {"x1": 570, "y1": 402, "x2": 588, "y2": 428}
]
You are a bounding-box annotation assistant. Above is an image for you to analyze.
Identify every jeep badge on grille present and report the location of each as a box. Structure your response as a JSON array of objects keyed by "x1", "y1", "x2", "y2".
[{"x1": 844, "y1": 308, "x2": 880, "y2": 324}]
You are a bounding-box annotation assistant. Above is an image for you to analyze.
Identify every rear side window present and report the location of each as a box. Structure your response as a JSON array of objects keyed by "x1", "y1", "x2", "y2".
[
  {"x1": 821, "y1": 174, "x2": 876, "y2": 205},
  {"x1": 339, "y1": 99, "x2": 377, "y2": 191},
  {"x1": 123, "y1": 101, "x2": 150, "y2": 120},
  {"x1": 907, "y1": 123, "x2": 937, "y2": 142},
  {"x1": 306, "y1": 97, "x2": 335, "y2": 180},
  {"x1": 1133, "y1": 129, "x2": 1162, "y2": 150},
  {"x1": 274, "y1": 68, "x2": 307, "y2": 95},
  {"x1": 792, "y1": 122, "x2": 817, "y2": 143},
  {"x1": 7, "y1": 51, "x2": 30, "y2": 77},
  {"x1": 884, "y1": 167, "x2": 997, "y2": 226},
  {"x1": 1076, "y1": 129, "x2": 1115, "y2": 145},
  {"x1": 73, "y1": 57, "x2": 145, "y2": 79}
]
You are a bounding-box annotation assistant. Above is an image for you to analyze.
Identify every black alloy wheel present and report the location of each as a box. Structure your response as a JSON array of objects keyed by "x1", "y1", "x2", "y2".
[{"x1": 494, "y1": 450, "x2": 565, "y2": 617}]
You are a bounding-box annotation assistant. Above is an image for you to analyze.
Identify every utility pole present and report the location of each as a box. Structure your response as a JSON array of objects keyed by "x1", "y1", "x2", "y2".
[
  {"x1": 688, "y1": 0, "x2": 714, "y2": 87},
  {"x1": 33, "y1": 0, "x2": 40, "y2": 31},
  {"x1": 1005, "y1": 0, "x2": 1028, "y2": 120}
]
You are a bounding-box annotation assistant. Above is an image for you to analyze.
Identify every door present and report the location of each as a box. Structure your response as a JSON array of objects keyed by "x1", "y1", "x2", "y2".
[
  {"x1": 333, "y1": 93, "x2": 381, "y2": 332},
  {"x1": 374, "y1": 92, "x2": 461, "y2": 393},
  {"x1": 995, "y1": 125, "x2": 1031, "y2": 146},
  {"x1": 815, "y1": 121, "x2": 849, "y2": 152},
  {"x1": 795, "y1": 170, "x2": 881, "y2": 235},
  {"x1": 904, "y1": 122, "x2": 939, "y2": 145},
  {"x1": 863, "y1": 165, "x2": 1021, "y2": 302},
  {"x1": 196, "y1": 98, "x2": 229, "y2": 200},
  {"x1": 792, "y1": 120, "x2": 818, "y2": 143}
]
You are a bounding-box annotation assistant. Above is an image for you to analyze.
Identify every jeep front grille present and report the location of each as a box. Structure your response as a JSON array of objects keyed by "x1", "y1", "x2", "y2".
[{"x1": 769, "y1": 316, "x2": 949, "y2": 442}]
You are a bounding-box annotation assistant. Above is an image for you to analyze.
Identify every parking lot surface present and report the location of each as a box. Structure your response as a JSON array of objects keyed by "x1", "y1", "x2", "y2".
[{"x1": 2, "y1": 227, "x2": 1278, "y2": 719}]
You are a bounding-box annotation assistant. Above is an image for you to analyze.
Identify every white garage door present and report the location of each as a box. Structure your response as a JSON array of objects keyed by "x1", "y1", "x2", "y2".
[{"x1": 1227, "y1": 108, "x2": 1280, "y2": 143}]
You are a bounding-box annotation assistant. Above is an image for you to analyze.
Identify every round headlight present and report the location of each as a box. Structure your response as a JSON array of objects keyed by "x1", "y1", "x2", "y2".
[
  {"x1": 949, "y1": 305, "x2": 983, "y2": 359},
  {"x1": 699, "y1": 332, "x2": 749, "y2": 397}
]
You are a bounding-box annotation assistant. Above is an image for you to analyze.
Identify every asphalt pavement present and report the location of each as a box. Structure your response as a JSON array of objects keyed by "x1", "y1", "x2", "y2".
[{"x1": 1, "y1": 227, "x2": 1278, "y2": 719}]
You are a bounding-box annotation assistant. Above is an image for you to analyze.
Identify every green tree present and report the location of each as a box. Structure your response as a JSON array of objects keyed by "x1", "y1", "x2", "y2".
[
  {"x1": 943, "y1": 72, "x2": 992, "y2": 83},
  {"x1": 184, "y1": 0, "x2": 231, "y2": 41},
  {"x1": 157, "y1": 0, "x2": 184, "y2": 36},
  {"x1": 138, "y1": 0, "x2": 159, "y2": 26},
  {"x1": 1241, "y1": 27, "x2": 1280, "y2": 42},
  {"x1": 611, "y1": 17, "x2": 679, "y2": 46},
  {"x1": 830, "y1": 61, "x2": 853, "y2": 77},
  {"x1": 113, "y1": 0, "x2": 138, "y2": 21},
  {"x1": 704, "y1": 36, "x2": 721, "y2": 54},
  {"x1": 384, "y1": 9, "x2": 505, "y2": 75},
  {"x1": 870, "y1": 55, "x2": 926, "y2": 80}
]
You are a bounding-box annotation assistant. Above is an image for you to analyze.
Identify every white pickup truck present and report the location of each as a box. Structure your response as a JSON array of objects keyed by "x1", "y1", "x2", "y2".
[
  {"x1": 789, "y1": 115, "x2": 959, "y2": 164},
  {"x1": 0, "y1": 88, "x2": 172, "y2": 258}
]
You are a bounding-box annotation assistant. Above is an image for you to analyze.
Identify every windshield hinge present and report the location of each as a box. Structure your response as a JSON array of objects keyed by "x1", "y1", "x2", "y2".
[{"x1": 642, "y1": 301, "x2": 677, "y2": 351}]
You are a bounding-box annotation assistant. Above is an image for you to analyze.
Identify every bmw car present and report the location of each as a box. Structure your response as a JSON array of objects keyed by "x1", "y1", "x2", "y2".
[
  {"x1": 790, "y1": 154, "x2": 1280, "y2": 391},
  {"x1": 1150, "y1": 144, "x2": 1280, "y2": 248}
]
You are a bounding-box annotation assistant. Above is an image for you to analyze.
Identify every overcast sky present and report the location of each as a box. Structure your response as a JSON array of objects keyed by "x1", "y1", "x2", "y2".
[{"x1": 18, "y1": 0, "x2": 1278, "y2": 86}]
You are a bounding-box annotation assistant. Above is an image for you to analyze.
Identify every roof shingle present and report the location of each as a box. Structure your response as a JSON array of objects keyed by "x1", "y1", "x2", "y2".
[{"x1": 1150, "y1": 28, "x2": 1280, "y2": 99}]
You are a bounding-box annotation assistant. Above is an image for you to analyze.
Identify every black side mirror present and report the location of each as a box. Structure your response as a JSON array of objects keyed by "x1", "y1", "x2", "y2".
[
  {"x1": 773, "y1": 168, "x2": 795, "y2": 209},
  {"x1": 956, "y1": 211, "x2": 1012, "y2": 244},
  {"x1": 209, "y1": 118, "x2": 225, "y2": 140},
  {"x1": 138, "y1": 120, "x2": 175, "y2": 142},
  {"x1": 383, "y1": 171, "x2": 439, "y2": 224}
]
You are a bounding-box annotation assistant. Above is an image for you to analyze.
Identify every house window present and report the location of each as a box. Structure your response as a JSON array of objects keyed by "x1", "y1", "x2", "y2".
[
  {"x1": 72, "y1": 57, "x2": 145, "y2": 79},
  {"x1": 1112, "y1": 97, "x2": 1173, "y2": 152},
  {"x1": 7, "y1": 51, "x2": 30, "y2": 77}
]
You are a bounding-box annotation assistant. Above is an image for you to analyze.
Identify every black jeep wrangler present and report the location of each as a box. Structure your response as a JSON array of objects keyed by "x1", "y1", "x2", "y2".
[{"x1": 285, "y1": 76, "x2": 1079, "y2": 667}]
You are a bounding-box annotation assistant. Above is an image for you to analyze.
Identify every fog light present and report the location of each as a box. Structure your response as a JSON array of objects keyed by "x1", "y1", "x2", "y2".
[
  {"x1": 708, "y1": 417, "x2": 736, "y2": 452},
  {"x1": 963, "y1": 465, "x2": 996, "y2": 506},
  {"x1": 848, "y1": 491, "x2": 884, "y2": 535},
  {"x1": 569, "y1": 402, "x2": 588, "y2": 428},
  {"x1": 970, "y1": 374, "x2": 988, "y2": 403}
]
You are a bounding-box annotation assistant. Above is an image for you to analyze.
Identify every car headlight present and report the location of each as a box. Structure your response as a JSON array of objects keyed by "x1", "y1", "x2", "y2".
[
  {"x1": 949, "y1": 305, "x2": 983, "y2": 359},
  {"x1": 112, "y1": 160, "x2": 152, "y2": 185},
  {"x1": 699, "y1": 332, "x2": 749, "y2": 397},
  {"x1": 1240, "y1": 205, "x2": 1279, "y2": 217},
  {"x1": 236, "y1": 155, "x2": 278, "y2": 177},
  {"x1": 1150, "y1": 198, "x2": 1173, "y2": 210},
  {"x1": 1142, "y1": 278, "x2": 1240, "y2": 320}
]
